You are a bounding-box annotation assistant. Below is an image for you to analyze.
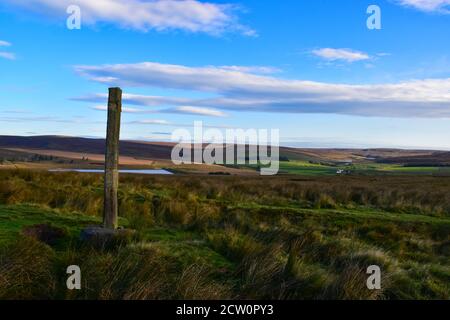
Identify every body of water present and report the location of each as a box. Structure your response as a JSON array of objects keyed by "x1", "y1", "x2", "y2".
[{"x1": 49, "y1": 169, "x2": 173, "y2": 175}]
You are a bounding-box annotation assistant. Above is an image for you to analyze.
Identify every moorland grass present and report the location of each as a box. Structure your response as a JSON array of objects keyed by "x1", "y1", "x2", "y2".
[{"x1": 0, "y1": 169, "x2": 449, "y2": 299}]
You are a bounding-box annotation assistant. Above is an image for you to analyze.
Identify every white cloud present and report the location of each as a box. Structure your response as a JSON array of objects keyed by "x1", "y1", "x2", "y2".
[
  {"x1": 129, "y1": 119, "x2": 235, "y2": 129},
  {"x1": 376, "y1": 53, "x2": 391, "y2": 57},
  {"x1": 312, "y1": 48, "x2": 370, "y2": 63},
  {"x1": 218, "y1": 65, "x2": 281, "y2": 74},
  {"x1": 0, "y1": 40, "x2": 15, "y2": 60},
  {"x1": 89, "y1": 103, "x2": 225, "y2": 117},
  {"x1": 169, "y1": 106, "x2": 227, "y2": 117},
  {"x1": 0, "y1": 115, "x2": 75, "y2": 123},
  {"x1": 396, "y1": 0, "x2": 450, "y2": 13},
  {"x1": 0, "y1": 52, "x2": 16, "y2": 60},
  {"x1": 74, "y1": 61, "x2": 450, "y2": 118},
  {"x1": 4, "y1": 0, "x2": 254, "y2": 35},
  {"x1": 0, "y1": 109, "x2": 30, "y2": 114},
  {"x1": 130, "y1": 119, "x2": 173, "y2": 125},
  {"x1": 91, "y1": 105, "x2": 153, "y2": 113}
]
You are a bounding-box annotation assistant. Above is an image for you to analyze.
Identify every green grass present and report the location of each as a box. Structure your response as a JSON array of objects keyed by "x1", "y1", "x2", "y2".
[
  {"x1": 0, "y1": 204, "x2": 233, "y2": 270},
  {"x1": 0, "y1": 204, "x2": 100, "y2": 245},
  {"x1": 0, "y1": 170, "x2": 449, "y2": 299},
  {"x1": 137, "y1": 227, "x2": 234, "y2": 271},
  {"x1": 0, "y1": 203, "x2": 236, "y2": 296},
  {"x1": 279, "y1": 161, "x2": 337, "y2": 175},
  {"x1": 229, "y1": 201, "x2": 450, "y2": 225},
  {"x1": 276, "y1": 160, "x2": 450, "y2": 176}
]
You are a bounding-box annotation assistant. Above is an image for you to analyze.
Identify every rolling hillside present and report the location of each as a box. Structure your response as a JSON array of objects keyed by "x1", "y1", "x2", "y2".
[{"x1": 0, "y1": 135, "x2": 449, "y2": 168}]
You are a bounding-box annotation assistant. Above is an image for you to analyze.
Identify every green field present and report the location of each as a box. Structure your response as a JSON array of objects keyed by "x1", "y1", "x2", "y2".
[
  {"x1": 0, "y1": 170, "x2": 449, "y2": 299},
  {"x1": 277, "y1": 160, "x2": 450, "y2": 176}
]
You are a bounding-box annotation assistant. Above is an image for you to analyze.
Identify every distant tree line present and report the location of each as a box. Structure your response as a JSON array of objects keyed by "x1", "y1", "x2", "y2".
[{"x1": 0, "y1": 154, "x2": 75, "y2": 164}]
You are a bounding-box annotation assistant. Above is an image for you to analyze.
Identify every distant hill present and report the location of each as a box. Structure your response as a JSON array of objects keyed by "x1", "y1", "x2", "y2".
[
  {"x1": 376, "y1": 151, "x2": 450, "y2": 166},
  {"x1": 0, "y1": 135, "x2": 448, "y2": 166},
  {"x1": 0, "y1": 135, "x2": 174, "y2": 160}
]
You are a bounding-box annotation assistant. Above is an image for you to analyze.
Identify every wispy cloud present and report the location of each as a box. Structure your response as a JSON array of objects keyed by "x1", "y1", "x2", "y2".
[
  {"x1": 76, "y1": 93, "x2": 190, "y2": 106},
  {"x1": 90, "y1": 104, "x2": 226, "y2": 117},
  {"x1": 150, "y1": 132, "x2": 172, "y2": 135},
  {"x1": 0, "y1": 108, "x2": 31, "y2": 114},
  {"x1": 3, "y1": 0, "x2": 255, "y2": 35},
  {"x1": 0, "y1": 40, "x2": 11, "y2": 47},
  {"x1": 90, "y1": 105, "x2": 154, "y2": 114},
  {"x1": 129, "y1": 119, "x2": 236, "y2": 129},
  {"x1": 0, "y1": 52, "x2": 16, "y2": 60},
  {"x1": 164, "y1": 106, "x2": 227, "y2": 117},
  {"x1": 0, "y1": 116, "x2": 75, "y2": 123},
  {"x1": 218, "y1": 65, "x2": 281, "y2": 74},
  {"x1": 131, "y1": 119, "x2": 171, "y2": 125},
  {"x1": 312, "y1": 48, "x2": 370, "y2": 63},
  {"x1": 395, "y1": 0, "x2": 450, "y2": 13},
  {"x1": 74, "y1": 61, "x2": 450, "y2": 118},
  {"x1": 0, "y1": 40, "x2": 15, "y2": 60}
]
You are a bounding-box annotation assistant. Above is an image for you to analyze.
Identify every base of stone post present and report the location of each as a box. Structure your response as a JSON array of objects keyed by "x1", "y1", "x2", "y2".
[{"x1": 80, "y1": 226, "x2": 136, "y2": 248}]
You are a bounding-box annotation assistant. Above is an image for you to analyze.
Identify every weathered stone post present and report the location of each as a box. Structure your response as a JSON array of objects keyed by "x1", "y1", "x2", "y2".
[{"x1": 103, "y1": 87, "x2": 122, "y2": 229}]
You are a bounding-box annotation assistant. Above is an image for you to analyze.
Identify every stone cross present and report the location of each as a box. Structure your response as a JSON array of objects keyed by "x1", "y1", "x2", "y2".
[{"x1": 103, "y1": 87, "x2": 122, "y2": 229}]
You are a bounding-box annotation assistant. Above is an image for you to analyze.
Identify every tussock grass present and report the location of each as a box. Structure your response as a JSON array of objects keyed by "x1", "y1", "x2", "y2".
[
  {"x1": 0, "y1": 170, "x2": 449, "y2": 299},
  {"x1": 0, "y1": 237, "x2": 56, "y2": 299}
]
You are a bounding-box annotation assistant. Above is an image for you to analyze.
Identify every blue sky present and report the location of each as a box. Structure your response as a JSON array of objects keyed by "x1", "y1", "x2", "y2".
[{"x1": 0, "y1": 0, "x2": 450, "y2": 149}]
